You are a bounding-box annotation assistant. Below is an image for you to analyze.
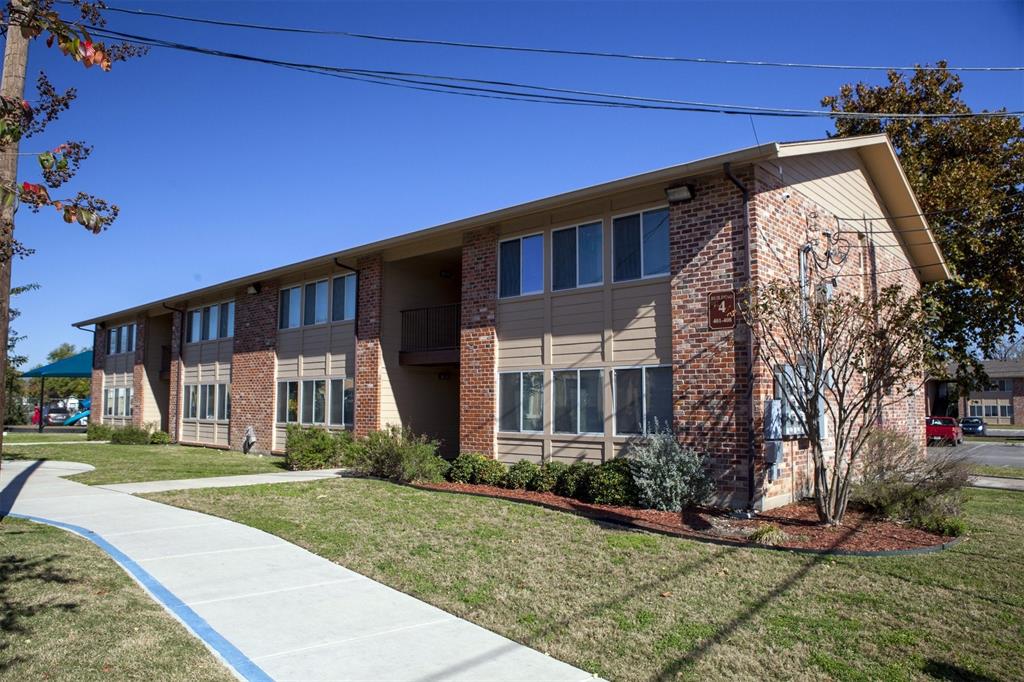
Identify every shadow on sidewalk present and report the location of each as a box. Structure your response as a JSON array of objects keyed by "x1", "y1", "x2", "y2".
[{"x1": 0, "y1": 459, "x2": 43, "y2": 519}]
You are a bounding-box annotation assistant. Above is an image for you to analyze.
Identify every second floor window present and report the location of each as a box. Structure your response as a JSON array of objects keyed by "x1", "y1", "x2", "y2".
[
  {"x1": 499, "y1": 234, "x2": 544, "y2": 298},
  {"x1": 187, "y1": 302, "x2": 234, "y2": 343},
  {"x1": 613, "y1": 208, "x2": 670, "y2": 282},
  {"x1": 106, "y1": 323, "x2": 136, "y2": 355},
  {"x1": 553, "y1": 222, "x2": 603, "y2": 291},
  {"x1": 279, "y1": 287, "x2": 301, "y2": 329},
  {"x1": 304, "y1": 280, "x2": 328, "y2": 326},
  {"x1": 332, "y1": 274, "x2": 357, "y2": 322}
]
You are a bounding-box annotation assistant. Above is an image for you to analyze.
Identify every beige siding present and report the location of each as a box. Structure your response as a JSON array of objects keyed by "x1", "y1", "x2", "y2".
[
  {"x1": 180, "y1": 338, "x2": 232, "y2": 447},
  {"x1": 496, "y1": 436, "x2": 544, "y2": 464},
  {"x1": 551, "y1": 289, "x2": 603, "y2": 365},
  {"x1": 610, "y1": 281, "x2": 671, "y2": 365},
  {"x1": 497, "y1": 298, "x2": 545, "y2": 368}
]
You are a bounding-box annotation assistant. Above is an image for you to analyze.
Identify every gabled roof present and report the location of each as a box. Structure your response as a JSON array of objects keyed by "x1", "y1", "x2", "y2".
[{"x1": 74, "y1": 134, "x2": 948, "y2": 326}]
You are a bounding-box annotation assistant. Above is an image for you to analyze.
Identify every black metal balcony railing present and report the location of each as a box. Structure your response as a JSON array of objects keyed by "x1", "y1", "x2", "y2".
[{"x1": 400, "y1": 303, "x2": 461, "y2": 353}]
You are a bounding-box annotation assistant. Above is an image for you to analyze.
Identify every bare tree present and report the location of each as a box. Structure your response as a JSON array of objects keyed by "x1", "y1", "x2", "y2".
[
  {"x1": 988, "y1": 336, "x2": 1024, "y2": 362},
  {"x1": 740, "y1": 279, "x2": 929, "y2": 526}
]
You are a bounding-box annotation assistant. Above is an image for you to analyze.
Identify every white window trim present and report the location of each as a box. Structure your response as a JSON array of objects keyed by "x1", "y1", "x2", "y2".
[
  {"x1": 498, "y1": 370, "x2": 545, "y2": 434},
  {"x1": 612, "y1": 364, "x2": 672, "y2": 436},
  {"x1": 276, "y1": 376, "x2": 354, "y2": 427},
  {"x1": 610, "y1": 205, "x2": 671, "y2": 283},
  {"x1": 331, "y1": 273, "x2": 358, "y2": 323},
  {"x1": 551, "y1": 220, "x2": 605, "y2": 292},
  {"x1": 302, "y1": 279, "x2": 330, "y2": 328},
  {"x1": 182, "y1": 382, "x2": 230, "y2": 423},
  {"x1": 186, "y1": 300, "x2": 235, "y2": 344},
  {"x1": 106, "y1": 323, "x2": 137, "y2": 356},
  {"x1": 497, "y1": 232, "x2": 545, "y2": 299},
  {"x1": 551, "y1": 368, "x2": 604, "y2": 435},
  {"x1": 328, "y1": 376, "x2": 355, "y2": 427},
  {"x1": 300, "y1": 378, "x2": 328, "y2": 425}
]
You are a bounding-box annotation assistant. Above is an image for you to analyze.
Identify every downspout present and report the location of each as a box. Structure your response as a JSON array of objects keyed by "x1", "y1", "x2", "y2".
[
  {"x1": 724, "y1": 162, "x2": 757, "y2": 512},
  {"x1": 163, "y1": 303, "x2": 187, "y2": 440}
]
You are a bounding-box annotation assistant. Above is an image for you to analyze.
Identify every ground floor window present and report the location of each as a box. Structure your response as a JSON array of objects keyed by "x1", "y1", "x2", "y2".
[
  {"x1": 613, "y1": 365, "x2": 671, "y2": 435},
  {"x1": 1001, "y1": 405, "x2": 1013, "y2": 418},
  {"x1": 985, "y1": 404, "x2": 999, "y2": 417},
  {"x1": 969, "y1": 404, "x2": 983, "y2": 417},
  {"x1": 301, "y1": 379, "x2": 327, "y2": 424},
  {"x1": 278, "y1": 377, "x2": 353, "y2": 427},
  {"x1": 553, "y1": 369, "x2": 603, "y2": 434},
  {"x1": 329, "y1": 378, "x2": 355, "y2": 427},
  {"x1": 184, "y1": 383, "x2": 230, "y2": 421},
  {"x1": 104, "y1": 386, "x2": 133, "y2": 418},
  {"x1": 499, "y1": 371, "x2": 544, "y2": 432}
]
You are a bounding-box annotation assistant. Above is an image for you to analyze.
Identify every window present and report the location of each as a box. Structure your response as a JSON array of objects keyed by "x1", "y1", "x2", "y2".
[
  {"x1": 499, "y1": 234, "x2": 544, "y2": 298},
  {"x1": 217, "y1": 384, "x2": 231, "y2": 420},
  {"x1": 202, "y1": 305, "x2": 219, "y2": 341},
  {"x1": 301, "y1": 379, "x2": 327, "y2": 424},
  {"x1": 276, "y1": 381, "x2": 299, "y2": 422},
  {"x1": 304, "y1": 280, "x2": 328, "y2": 326},
  {"x1": 553, "y1": 369, "x2": 603, "y2": 434},
  {"x1": 332, "y1": 274, "x2": 357, "y2": 322},
  {"x1": 613, "y1": 208, "x2": 669, "y2": 282},
  {"x1": 1000, "y1": 404, "x2": 1013, "y2": 417},
  {"x1": 499, "y1": 371, "x2": 544, "y2": 432},
  {"x1": 103, "y1": 389, "x2": 112, "y2": 416},
  {"x1": 196, "y1": 384, "x2": 214, "y2": 420},
  {"x1": 126, "y1": 387, "x2": 133, "y2": 417},
  {"x1": 187, "y1": 310, "x2": 202, "y2": 343},
  {"x1": 969, "y1": 404, "x2": 982, "y2": 417},
  {"x1": 279, "y1": 286, "x2": 301, "y2": 329},
  {"x1": 985, "y1": 404, "x2": 999, "y2": 417},
  {"x1": 553, "y1": 222, "x2": 603, "y2": 291},
  {"x1": 614, "y1": 366, "x2": 671, "y2": 434},
  {"x1": 184, "y1": 385, "x2": 198, "y2": 419},
  {"x1": 330, "y1": 378, "x2": 355, "y2": 426},
  {"x1": 106, "y1": 323, "x2": 136, "y2": 354},
  {"x1": 219, "y1": 302, "x2": 235, "y2": 338}
]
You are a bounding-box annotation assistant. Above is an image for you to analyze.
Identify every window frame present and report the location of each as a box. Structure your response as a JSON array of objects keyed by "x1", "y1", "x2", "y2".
[
  {"x1": 551, "y1": 220, "x2": 604, "y2": 292},
  {"x1": 303, "y1": 279, "x2": 329, "y2": 327},
  {"x1": 278, "y1": 286, "x2": 302, "y2": 330},
  {"x1": 611, "y1": 205, "x2": 671, "y2": 283},
  {"x1": 106, "y1": 323, "x2": 136, "y2": 355},
  {"x1": 331, "y1": 273, "x2": 357, "y2": 322},
  {"x1": 552, "y1": 368, "x2": 604, "y2": 435},
  {"x1": 329, "y1": 377, "x2": 355, "y2": 427},
  {"x1": 498, "y1": 232, "x2": 545, "y2": 299},
  {"x1": 498, "y1": 370, "x2": 545, "y2": 434},
  {"x1": 300, "y1": 378, "x2": 328, "y2": 425},
  {"x1": 276, "y1": 380, "x2": 299, "y2": 423},
  {"x1": 186, "y1": 300, "x2": 235, "y2": 343},
  {"x1": 612, "y1": 364, "x2": 673, "y2": 436}
]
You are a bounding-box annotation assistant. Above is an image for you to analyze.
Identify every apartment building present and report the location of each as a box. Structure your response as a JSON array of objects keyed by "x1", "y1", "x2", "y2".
[
  {"x1": 77, "y1": 134, "x2": 949, "y2": 510},
  {"x1": 927, "y1": 360, "x2": 1024, "y2": 425}
]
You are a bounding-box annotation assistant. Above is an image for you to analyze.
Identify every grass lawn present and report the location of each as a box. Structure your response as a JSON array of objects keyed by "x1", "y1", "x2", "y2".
[
  {"x1": 2, "y1": 443, "x2": 286, "y2": 485},
  {"x1": 148, "y1": 480, "x2": 1024, "y2": 682},
  {"x1": 2, "y1": 432, "x2": 87, "y2": 443},
  {"x1": 972, "y1": 464, "x2": 1024, "y2": 479},
  {"x1": 0, "y1": 517, "x2": 232, "y2": 680}
]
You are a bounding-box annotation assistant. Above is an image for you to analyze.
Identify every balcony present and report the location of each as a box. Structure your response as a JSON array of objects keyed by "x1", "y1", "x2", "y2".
[{"x1": 400, "y1": 303, "x2": 461, "y2": 365}]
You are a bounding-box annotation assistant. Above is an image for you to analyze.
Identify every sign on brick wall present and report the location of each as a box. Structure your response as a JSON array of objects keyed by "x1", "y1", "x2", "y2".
[{"x1": 708, "y1": 290, "x2": 736, "y2": 330}]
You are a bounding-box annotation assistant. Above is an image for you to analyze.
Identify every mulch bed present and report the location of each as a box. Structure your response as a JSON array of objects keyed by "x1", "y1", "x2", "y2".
[{"x1": 415, "y1": 481, "x2": 956, "y2": 554}]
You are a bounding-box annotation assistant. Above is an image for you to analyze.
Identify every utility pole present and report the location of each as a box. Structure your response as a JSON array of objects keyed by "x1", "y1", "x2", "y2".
[{"x1": 0, "y1": 3, "x2": 31, "y2": 466}]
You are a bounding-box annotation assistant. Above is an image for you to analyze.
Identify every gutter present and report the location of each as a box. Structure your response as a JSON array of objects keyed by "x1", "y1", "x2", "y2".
[{"x1": 723, "y1": 162, "x2": 758, "y2": 512}]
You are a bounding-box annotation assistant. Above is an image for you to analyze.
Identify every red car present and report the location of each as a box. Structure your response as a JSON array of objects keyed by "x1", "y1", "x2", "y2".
[{"x1": 926, "y1": 416, "x2": 963, "y2": 446}]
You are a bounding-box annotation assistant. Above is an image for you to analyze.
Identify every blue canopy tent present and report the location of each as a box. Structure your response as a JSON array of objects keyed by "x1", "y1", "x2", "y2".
[{"x1": 20, "y1": 351, "x2": 93, "y2": 432}]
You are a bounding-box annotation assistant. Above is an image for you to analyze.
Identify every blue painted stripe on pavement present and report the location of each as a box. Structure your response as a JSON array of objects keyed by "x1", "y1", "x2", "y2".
[{"x1": 11, "y1": 512, "x2": 274, "y2": 682}]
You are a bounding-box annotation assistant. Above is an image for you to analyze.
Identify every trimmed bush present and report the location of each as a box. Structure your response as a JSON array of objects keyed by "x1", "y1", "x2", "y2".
[
  {"x1": 348, "y1": 425, "x2": 447, "y2": 483},
  {"x1": 149, "y1": 430, "x2": 171, "y2": 445},
  {"x1": 748, "y1": 523, "x2": 789, "y2": 546},
  {"x1": 473, "y1": 458, "x2": 507, "y2": 486},
  {"x1": 854, "y1": 428, "x2": 968, "y2": 535},
  {"x1": 110, "y1": 425, "x2": 152, "y2": 445},
  {"x1": 583, "y1": 458, "x2": 639, "y2": 506},
  {"x1": 504, "y1": 460, "x2": 541, "y2": 490},
  {"x1": 627, "y1": 428, "x2": 716, "y2": 511},
  {"x1": 86, "y1": 423, "x2": 114, "y2": 441},
  {"x1": 554, "y1": 461, "x2": 593, "y2": 499},
  {"x1": 528, "y1": 461, "x2": 567, "y2": 493},
  {"x1": 284, "y1": 425, "x2": 352, "y2": 471},
  {"x1": 447, "y1": 453, "x2": 488, "y2": 483}
]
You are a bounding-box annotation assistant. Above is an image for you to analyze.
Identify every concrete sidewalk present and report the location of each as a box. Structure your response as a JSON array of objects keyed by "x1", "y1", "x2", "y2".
[
  {"x1": 969, "y1": 475, "x2": 1024, "y2": 492},
  {"x1": 97, "y1": 468, "x2": 348, "y2": 494},
  {"x1": 1, "y1": 459, "x2": 592, "y2": 682}
]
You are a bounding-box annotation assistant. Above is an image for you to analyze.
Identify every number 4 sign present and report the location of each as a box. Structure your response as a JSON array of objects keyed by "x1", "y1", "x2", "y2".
[{"x1": 707, "y1": 291, "x2": 736, "y2": 330}]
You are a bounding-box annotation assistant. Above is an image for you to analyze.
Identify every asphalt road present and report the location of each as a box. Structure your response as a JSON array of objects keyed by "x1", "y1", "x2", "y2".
[{"x1": 928, "y1": 441, "x2": 1024, "y2": 468}]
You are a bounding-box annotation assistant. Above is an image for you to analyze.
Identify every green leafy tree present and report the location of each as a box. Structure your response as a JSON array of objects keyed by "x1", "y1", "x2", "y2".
[{"x1": 822, "y1": 64, "x2": 1024, "y2": 389}]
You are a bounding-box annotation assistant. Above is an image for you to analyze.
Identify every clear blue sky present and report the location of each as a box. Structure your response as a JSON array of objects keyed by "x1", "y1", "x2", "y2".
[{"x1": 9, "y1": 0, "x2": 1023, "y2": 367}]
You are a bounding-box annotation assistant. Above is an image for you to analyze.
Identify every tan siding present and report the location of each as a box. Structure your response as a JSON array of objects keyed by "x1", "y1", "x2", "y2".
[
  {"x1": 611, "y1": 281, "x2": 670, "y2": 364},
  {"x1": 551, "y1": 290, "x2": 603, "y2": 365},
  {"x1": 549, "y1": 438, "x2": 604, "y2": 464},
  {"x1": 497, "y1": 298, "x2": 545, "y2": 368},
  {"x1": 496, "y1": 437, "x2": 544, "y2": 463}
]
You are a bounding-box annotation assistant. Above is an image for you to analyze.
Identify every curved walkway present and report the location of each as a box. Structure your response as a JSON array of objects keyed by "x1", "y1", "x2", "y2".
[{"x1": 0, "y1": 459, "x2": 592, "y2": 682}]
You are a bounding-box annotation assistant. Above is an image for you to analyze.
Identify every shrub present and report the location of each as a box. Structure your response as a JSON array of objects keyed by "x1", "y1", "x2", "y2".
[
  {"x1": 284, "y1": 425, "x2": 352, "y2": 471},
  {"x1": 86, "y1": 423, "x2": 114, "y2": 441},
  {"x1": 582, "y1": 458, "x2": 639, "y2": 506},
  {"x1": 149, "y1": 430, "x2": 171, "y2": 445},
  {"x1": 504, "y1": 460, "x2": 541, "y2": 490},
  {"x1": 854, "y1": 428, "x2": 969, "y2": 536},
  {"x1": 748, "y1": 523, "x2": 789, "y2": 546},
  {"x1": 473, "y1": 458, "x2": 507, "y2": 486},
  {"x1": 554, "y1": 461, "x2": 594, "y2": 499},
  {"x1": 349, "y1": 425, "x2": 447, "y2": 483},
  {"x1": 528, "y1": 461, "x2": 568, "y2": 493},
  {"x1": 448, "y1": 453, "x2": 487, "y2": 484},
  {"x1": 110, "y1": 425, "x2": 152, "y2": 445},
  {"x1": 627, "y1": 428, "x2": 716, "y2": 511}
]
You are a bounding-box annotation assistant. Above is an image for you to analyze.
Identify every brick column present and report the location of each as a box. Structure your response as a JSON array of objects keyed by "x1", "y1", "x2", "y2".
[
  {"x1": 91, "y1": 327, "x2": 106, "y2": 423},
  {"x1": 669, "y1": 173, "x2": 751, "y2": 507},
  {"x1": 1014, "y1": 378, "x2": 1024, "y2": 426},
  {"x1": 131, "y1": 315, "x2": 146, "y2": 427},
  {"x1": 459, "y1": 227, "x2": 498, "y2": 456},
  {"x1": 354, "y1": 255, "x2": 383, "y2": 437},
  {"x1": 230, "y1": 281, "x2": 279, "y2": 453},
  {"x1": 167, "y1": 309, "x2": 184, "y2": 442}
]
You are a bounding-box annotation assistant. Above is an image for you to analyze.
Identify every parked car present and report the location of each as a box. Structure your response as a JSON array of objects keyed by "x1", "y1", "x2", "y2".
[
  {"x1": 44, "y1": 407, "x2": 69, "y2": 426},
  {"x1": 926, "y1": 416, "x2": 963, "y2": 446},
  {"x1": 959, "y1": 416, "x2": 987, "y2": 437}
]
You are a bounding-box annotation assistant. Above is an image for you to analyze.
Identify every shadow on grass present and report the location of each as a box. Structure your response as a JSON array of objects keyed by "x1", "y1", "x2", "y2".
[{"x1": 922, "y1": 660, "x2": 999, "y2": 681}]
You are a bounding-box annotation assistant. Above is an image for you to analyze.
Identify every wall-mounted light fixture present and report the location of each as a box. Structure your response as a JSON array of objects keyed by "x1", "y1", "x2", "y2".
[
  {"x1": 247, "y1": 282, "x2": 262, "y2": 295},
  {"x1": 665, "y1": 184, "x2": 696, "y2": 203}
]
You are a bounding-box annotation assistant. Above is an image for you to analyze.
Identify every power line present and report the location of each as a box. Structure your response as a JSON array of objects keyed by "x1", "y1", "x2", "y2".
[
  {"x1": 834, "y1": 205, "x2": 1024, "y2": 222},
  {"x1": 81, "y1": 24, "x2": 1024, "y2": 120},
  {"x1": 833, "y1": 260, "x2": 952, "y2": 277},
  {"x1": 76, "y1": 3, "x2": 1024, "y2": 73}
]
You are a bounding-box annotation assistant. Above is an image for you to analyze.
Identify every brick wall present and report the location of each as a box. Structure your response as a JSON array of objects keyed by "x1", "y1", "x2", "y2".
[
  {"x1": 229, "y1": 281, "x2": 278, "y2": 453},
  {"x1": 459, "y1": 227, "x2": 498, "y2": 456},
  {"x1": 354, "y1": 255, "x2": 383, "y2": 437},
  {"x1": 131, "y1": 315, "x2": 146, "y2": 427},
  {"x1": 669, "y1": 172, "x2": 752, "y2": 507},
  {"x1": 1014, "y1": 378, "x2": 1024, "y2": 425},
  {"x1": 91, "y1": 327, "x2": 105, "y2": 421},
  {"x1": 167, "y1": 309, "x2": 183, "y2": 442}
]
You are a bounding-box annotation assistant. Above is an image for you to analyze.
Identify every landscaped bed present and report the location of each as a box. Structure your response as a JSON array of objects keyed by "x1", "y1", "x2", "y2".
[{"x1": 417, "y1": 481, "x2": 954, "y2": 553}]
